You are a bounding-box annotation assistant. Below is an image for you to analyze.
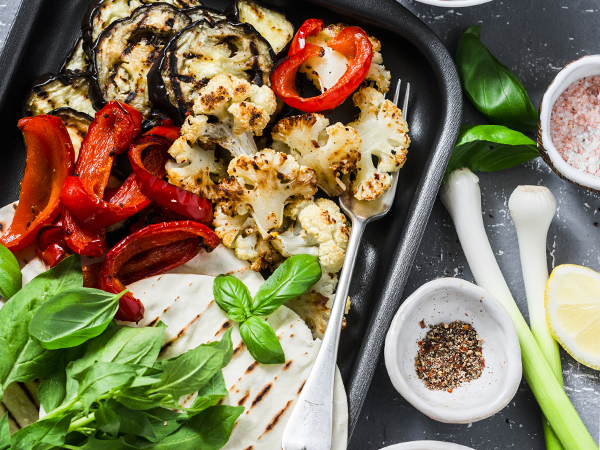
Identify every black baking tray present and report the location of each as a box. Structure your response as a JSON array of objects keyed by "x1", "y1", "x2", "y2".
[{"x1": 0, "y1": 0, "x2": 462, "y2": 445}]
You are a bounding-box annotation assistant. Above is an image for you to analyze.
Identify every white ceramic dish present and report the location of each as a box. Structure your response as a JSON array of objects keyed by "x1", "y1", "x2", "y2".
[
  {"x1": 409, "y1": 0, "x2": 492, "y2": 8},
  {"x1": 382, "y1": 441, "x2": 475, "y2": 450},
  {"x1": 384, "y1": 277, "x2": 521, "y2": 423},
  {"x1": 539, "y1": 54, "x2": 600, "y2": 192}
]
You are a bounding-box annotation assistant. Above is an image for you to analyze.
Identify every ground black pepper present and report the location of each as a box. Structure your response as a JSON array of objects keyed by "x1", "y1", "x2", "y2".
[{"x1": 414, "y1": 320, "x2": 484, "y2": 392}]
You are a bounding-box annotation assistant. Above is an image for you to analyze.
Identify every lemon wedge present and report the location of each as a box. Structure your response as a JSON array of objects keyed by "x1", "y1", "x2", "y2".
[{"x1": 545, "y1": 264, "x2": 600, "y2": 369}]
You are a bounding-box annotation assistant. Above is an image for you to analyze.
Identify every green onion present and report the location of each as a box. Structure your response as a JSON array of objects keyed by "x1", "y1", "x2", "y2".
[{"x1": 440, "y1": 168, "x2": 597, "y2": 450}]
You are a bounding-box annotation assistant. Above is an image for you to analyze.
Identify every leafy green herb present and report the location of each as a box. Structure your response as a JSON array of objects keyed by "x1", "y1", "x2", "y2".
[
  {"x1": 0, "y1": 243, "x2": 21, "y2": 300},
  {"x1": 137, "y1": 405, "x2": 244, "y2": 449},
  {"x1": 0, "y1": 414, "x2": 9, "y2": 450},
  {"x1": 240, "y1": 316, "x2": 285, "y2": 364},
  {"x1": 29, "y1": 288, "x2": 125, "y2": 349},
  {"x1": 79, "y1": 436, "x2": 138, "y2": 449},
  {"x1": 252, "y1": 255, "x2": 321, "y2": 316},
  {"x1": 213, "y1": 275, "x2": 252, "y2": 322},
  {"x1": 105, "y1": 399, "x2": 156, "y2": 439},
  {"x1": 9, "y1": 414, "x2": 72, "y2": 450},
  {"x1": 456, "y1": 25, "x2": 538, "y2": 132},
  {"x1": 95, "y1": 402, "x2": 121, "y2": 438},
  {"x1": 0, "y1": 255, "x2": 82, "y2": 402},
  {"x1": 142, "y1": 408, "x2": 189, "y2": 443},
  {"x1": 213, "y1": 255, "x2": 320, "y2": 365},
  {"x1": 444, "y1": 125, "x2": 539, "y2": 179}
]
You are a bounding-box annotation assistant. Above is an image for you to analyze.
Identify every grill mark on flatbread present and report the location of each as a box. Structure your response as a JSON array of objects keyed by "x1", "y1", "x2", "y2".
[
  {"x1": 214, "y1": 320, "x2": 231, "y2": 336},
  {"x1": 298, "y1": 380, "x2": 306, "y2": 395},
  {"x1": 232, "y1": 340, "x2": 246, "y2": 358},
  {"x1": 282, "y1": 360, "x2": 292, "y2": 371},
  {"x1": 245, "y1": 362, "x2": 256, "y2": 374},
  {"x1": 163, "y1": 305, "x2": 170, "y2": 314},
  {"x1": 18, "y1": 383, "x2": 38, "y2": 408},
  {"x1": 258, "y1": 399, "x2": 294, "y2": 439},
  {"x1": 243, "y1": 446, "x2": 254, "y2": 450},
  {"x1": 249, "y1": 383, "x2": 272, "y2": 409},
  {"x1": 147, "y1": 317, "x2": 161, "y2": 327},
  {"x1": 159, "y1": 313, "x2": 202, "y2": 355},
  {"x1": 0, "y1": 404, "x2": 19, "y2": 429},
  {"x1": 237, "y1": 390, "x2": 251, "y2": 406}
]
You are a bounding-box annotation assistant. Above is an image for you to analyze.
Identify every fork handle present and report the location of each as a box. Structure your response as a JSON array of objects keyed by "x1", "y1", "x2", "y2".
[{"x1": 281, "y1": 217, "x2": 367, "y2": 450}]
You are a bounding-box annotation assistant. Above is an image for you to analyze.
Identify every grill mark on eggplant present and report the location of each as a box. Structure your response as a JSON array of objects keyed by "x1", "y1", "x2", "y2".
[
  {"x1": 92, "y1": 3, "x2": 190, "y2": 118},
  {"x1": 23, "y1": 73, "x2": 95, "y2": 117},
  {"x1": 150, "y1": 19, "x2": 274, "y2": 124}
]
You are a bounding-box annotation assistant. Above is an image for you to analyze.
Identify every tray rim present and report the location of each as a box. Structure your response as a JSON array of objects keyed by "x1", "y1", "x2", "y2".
[{"x1": 0, "y1": 0, "x2": 463, "y2": 445}]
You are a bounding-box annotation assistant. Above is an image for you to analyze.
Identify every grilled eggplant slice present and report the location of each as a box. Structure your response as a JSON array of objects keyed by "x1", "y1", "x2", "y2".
[
  {"x1": 149, "y1": 20, "x2": 273, "y2": 123},
  {"x1": 226, "y1": 0, "x2": 293, "y2": 55},
  {"x1": 61, "y1": 37, "x2": 90, "y2": 74},
  {"x1": 91, "y1": 3, "x2": 191, "y2": 117},
  {"x1": 23, "y1": 73, "x2": 96, "y2": 117},
  {"x1": 184, "y1": 6, "x2": 226, "y2": 24},
  {"x1": 49, "y1": 107, "x2": 93, "y2": 159},
  {"x1": 82, "y1": 0, "x2": 204, "y2": 49}
]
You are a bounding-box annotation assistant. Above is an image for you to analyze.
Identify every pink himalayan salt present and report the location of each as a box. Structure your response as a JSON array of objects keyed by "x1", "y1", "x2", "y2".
[{"x1": 550, "y1": 75, "x2": 600, "y2": 176}]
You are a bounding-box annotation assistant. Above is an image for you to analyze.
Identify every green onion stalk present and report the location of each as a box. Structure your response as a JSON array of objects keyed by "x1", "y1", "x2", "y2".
[
  {"x1": 440, "y1": 168, "x2": 597, "y2": 450},
  {"x1": 509, "y1": 185, "x2": 563, "y2": 450}
]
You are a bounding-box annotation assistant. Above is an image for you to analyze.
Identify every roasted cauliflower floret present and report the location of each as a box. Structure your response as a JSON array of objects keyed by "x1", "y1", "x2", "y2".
[
  {"x1": 286, "y1": 272, "x2": 351, "y2": 340},
  {"x1": 165, "y1": 137, "x2": 226, "y2": 201},
  {"x1": 299, "y1": 23, "x2": 391, "y2": 94},
  {"x1": 215, "y1": 149, "x2": 318, "y2": 238},
  {"x1": 272, "y1": 114, "x2": 362, "y2": 196},
  {"x1": 348, "y1": 86, "x2": 410, "y2": 201},
  {"x1": 193, "y1": 73, "x2": 277, "y2": 136},
  {"x1": 213, "y1": 204, "x2": 283, "y2": 271},
  {"x1": 272, "y1": 198, "x2": 350, "y2": 274}
]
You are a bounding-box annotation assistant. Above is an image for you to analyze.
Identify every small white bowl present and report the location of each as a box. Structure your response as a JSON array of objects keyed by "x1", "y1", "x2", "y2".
[
  {"x1": 382, "y1": 441, "x2": 475, "y2": 450},
  {"x1": 539, "y1": 54, "x2": 600, "y2": 193},
  {"x1": 410, "y1": 0, "x2": 492, "y2": 8},
  {"x1": 384, "y1": 278, "x2": 521, "y2": 423}
]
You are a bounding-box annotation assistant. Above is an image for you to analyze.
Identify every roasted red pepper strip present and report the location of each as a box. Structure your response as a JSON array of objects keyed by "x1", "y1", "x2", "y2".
[
  {"x1": 129, "y1": 135, "x2": 213, "y2": 224},
  {"x1": 143, "y1": 124, "x2": 180, "y2": 142},
  {"x1": 63, "y1": 102, "x2": 142, "y2": 257},
  {"x1": 271, "y1": 22, "x2": 373, "y2": 113},
  {"x1": 36, "y1": 223, "x2": 72, "y2": 268},
  {"x1": 99, "y1": 220, "x2": 220, "y2": 322},
  {"x1": 0, "y1": 116, "x2": 74, "y2": 252},
  {"x1": 288, "y1": 18, "x2": 323, "y2": 56}
]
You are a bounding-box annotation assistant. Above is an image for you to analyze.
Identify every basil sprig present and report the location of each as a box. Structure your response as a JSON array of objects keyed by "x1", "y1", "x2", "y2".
[
  {"x1": 0, "y1": 253, "x2": 243, "y2": 449},
  {"x1": 0, "y1": 244, "x2": 21, "y2": 300},
  {"x1": 444, "y1": 125, "x2": 539, "y2": 179},
  {"x1": 213, "y1": 254, "x2": 322, "y2": 365},
  {"x1": 456, "y1": 25, "x2": 538, "y2": 132}
]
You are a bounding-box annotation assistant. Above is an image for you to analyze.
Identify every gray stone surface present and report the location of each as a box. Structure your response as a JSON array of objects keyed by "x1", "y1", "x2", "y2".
[{"x1": 1, "y1": 0, "x2": 599, "y2": 448}]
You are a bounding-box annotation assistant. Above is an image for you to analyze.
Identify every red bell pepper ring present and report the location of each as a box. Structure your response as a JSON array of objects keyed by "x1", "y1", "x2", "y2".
[
  {"x1": 271, "y1": 21, "x2": 373, "y2": 113},
  {"x1": 129, "y1": 135, "x2": 213, "y2": 225},
  {"x1": 0, "y1": 116, "x2": 75, "y2": 252},
  {"x1": 99, "y1": 220, "x2": 221, "y2": 322},
  {"x1": 63, "y1": 101, "x2": 142, "y2": 257}
]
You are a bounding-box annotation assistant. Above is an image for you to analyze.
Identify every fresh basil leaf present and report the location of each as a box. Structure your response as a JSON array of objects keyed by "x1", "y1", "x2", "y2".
[
  {"x1": 150, "y1": 330, "x2": 233, "y2": 400},
  {"x1": 213, "y1": 275, "x2": 252, "y2": 320},
  {"x1": 444, "y1": 125, "x2": 539, "y2": 179},
  {"x1": 114, "y1": 388, "x2": 170, "y2": 411},
  {"x1": 188, "y1": 372, "x2": 228, "y2": 413},
  {"x1": 0, "y1": 414, "x2": 9, "y2": 450},
  {"x1": 29, "y1": 288, "x2": 124, "y2": 350},
  {"x1": 239, "y1": 316, "x2": 285, "y2": 365},
  {"x1": 0, "y1": 244, "x2": 21, "y2": 300},
  {"x1": 95, "y1": 402, "x2": 121, "y2": 438},
  {"x1": 78, "y1": 436, "x2": 139, "y2": 449},
  {"x1": 0, "y1": 255, "x2": 82, "y2": 401},
  {"x1": 105, "y1": 399, "x2": 156, "y2": 439},
  {"x1": 137, "y1": 405, "x2": 244, "y2": 449},
  {"x1": 10, "y1": 414, "x2": 72, "y2": 450},
  {"x1": 456, "y1": 25, "x2": 538, "y2": 132},
  {"x1": 72, "y1": 362, "x2": 137, "y2": 413},
  {"x1": 142, "y1": 408, "x2": 189, "y2": 443},
  {"x1": 251, "y1": 255, "x2": 321, "y2": 317},
  {"x1": 38, "y1": 344, "x2": 87, "y2": 411}
]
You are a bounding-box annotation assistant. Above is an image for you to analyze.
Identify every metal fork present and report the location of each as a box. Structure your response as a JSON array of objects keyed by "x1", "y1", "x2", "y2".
[{"x1": 281, "y1": 80, "x2": 410, "y2": 450}]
